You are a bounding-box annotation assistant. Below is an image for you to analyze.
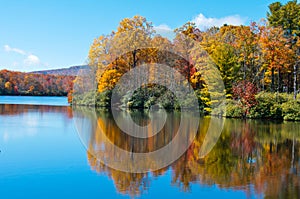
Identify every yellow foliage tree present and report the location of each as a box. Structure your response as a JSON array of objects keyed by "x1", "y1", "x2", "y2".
[
  {"x1": 4, "y1": 81, "x2": 12, "y2": 91},
  {"x1": 98, "y1": 68, "x2": 123, "y2": 92}
]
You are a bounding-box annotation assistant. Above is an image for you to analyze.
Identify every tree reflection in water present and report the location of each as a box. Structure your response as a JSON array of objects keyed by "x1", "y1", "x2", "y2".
[{"x1": 73, "y1": 107, "x2": 300, "y2": 198}]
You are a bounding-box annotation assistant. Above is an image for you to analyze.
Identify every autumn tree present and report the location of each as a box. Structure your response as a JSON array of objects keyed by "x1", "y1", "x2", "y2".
[
  {"x1": 88, "y1": 33, "x2": 115, "y2": 81},
  {"x1": 4, "y1": 81, "x2": 12, "y2": 93},
  {"x1": 235, "y1": 24, "x2": 262, "y2": 85},
  {"x1": 86, "y1": 16, "x2": 157, "y2": 106},
  {"x1": 259, "y1": 24, "x2": 294, "y2": 92},
  {"x1": 0, "y1": 78, "x2": 4, "y2": 94},
  {"x1": 174, "y1": 22, "x2": 200, "y2": 83},
  {"x1": 112, "y1": 15, "x2": 155, "y2": 70},
  {"x1": 267, "y1": 0, "x2": 300, "y2": 98},
  {"x1": 233, "y1": 81, "x2": 258, "y2": 114}
]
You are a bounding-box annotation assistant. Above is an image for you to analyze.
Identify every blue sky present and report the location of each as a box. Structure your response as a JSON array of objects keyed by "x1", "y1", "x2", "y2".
[{"x1": 0, "y1": 0, "x2": 290, "y2": 72}]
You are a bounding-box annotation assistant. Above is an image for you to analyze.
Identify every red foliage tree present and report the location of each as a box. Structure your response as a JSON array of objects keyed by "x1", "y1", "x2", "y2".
[{"x1": 233, "y1": 81, "x2": 259, "y2": 113}]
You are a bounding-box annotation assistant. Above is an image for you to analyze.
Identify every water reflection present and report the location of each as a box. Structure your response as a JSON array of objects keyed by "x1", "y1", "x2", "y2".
[
  {"x1": 0, "y1": 104, "x2": 73, "y2": 117},
  {"x1": 73, "y1": 106, "x2": 300, "y2": 198},
  {"x1": 0, "y1": 104, "x2": 73, "y2": 142}
]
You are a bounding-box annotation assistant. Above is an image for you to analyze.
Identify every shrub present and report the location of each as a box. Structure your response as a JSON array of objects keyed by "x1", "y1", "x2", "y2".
[
  {"x1": 270, "y1": 103, "x2": 283, "y2": 119},
  {"x1": 248, "y1": 92, "x2": 287, "y2": 119},
  {"x1": 281, "y1": 101, "x2": 300, "y2": 121},
  {"x1": 248, "y1": 93, "x2": 273, "y2": 119},
  {"x1": 123, "y1": 85, "x2": 201, "y2": 110},
  {"x1": 82, "y1": 91, "x2": 97, "y2": 106},
  {"x1": 225, "y1": 100, "x2": 245, "y2": 118},
  {"x1": 96, "y1": 90, "x2": 112, "y2": 107},
  {"x1": 72, "y1": 91, "x2": 96, "y2": 106}
]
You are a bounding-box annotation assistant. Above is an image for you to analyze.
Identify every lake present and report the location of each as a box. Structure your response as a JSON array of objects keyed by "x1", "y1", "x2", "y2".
[
  {"x1": 0, "y1": 96, "x2": 299, "y2": 199},
  {"x1": 0, "y1": 96, "x2": 69, "y2": 106}
]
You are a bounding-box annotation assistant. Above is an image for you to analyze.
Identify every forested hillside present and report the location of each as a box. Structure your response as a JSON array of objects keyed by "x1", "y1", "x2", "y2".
[
  {"x1": 32, "y1": 65, "x2": 89, "y2": 76},
  {"x1": 0, "y1": 69, "x2": 74, "y2": 96}
]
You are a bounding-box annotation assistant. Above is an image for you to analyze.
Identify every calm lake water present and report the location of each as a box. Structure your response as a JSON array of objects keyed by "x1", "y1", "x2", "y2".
[
  {"x1": 0, "y1": 97, "x2": 299, "y2": 199},
  {"x1": 0, "y1": 96, "x2": 69, "y2": 106}
]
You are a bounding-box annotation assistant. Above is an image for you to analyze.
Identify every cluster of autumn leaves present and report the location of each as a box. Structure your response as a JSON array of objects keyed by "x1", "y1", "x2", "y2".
[
  {"x1": 82, "y1": 1, "x2": 300, "y2": 111},
  {"x1": 0, "y1": 69, "x2": 74, "y2": 96}
]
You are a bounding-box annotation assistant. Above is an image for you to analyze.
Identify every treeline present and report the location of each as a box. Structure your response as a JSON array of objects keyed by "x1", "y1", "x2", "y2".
[
  {"x1": 72, "y1": 1, "x2": 300, "y2": 120},
  {"x1": 0, "y1": 69, "x2": 74, "y2": 96}
]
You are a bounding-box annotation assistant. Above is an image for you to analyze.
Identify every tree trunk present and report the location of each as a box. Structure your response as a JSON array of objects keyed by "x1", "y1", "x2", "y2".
[
  {"x1": 294, "y1": 62, "x2": 298, "y2": 100},
  {"x1": 132, "y1": 49, "x2": 137, "y2": 69},
  {"x1": 262, "y1": 68, "x2": 265, "y2": 91},
  {"x1": 277, "y1": 68, "x2": 281, "y2": 93},
  {"x1": 271, "y1": 67, "x2": 275, "y2": 92},
  {"x1": 287, "y1": 72, "x2": 291, "y2": 93}
]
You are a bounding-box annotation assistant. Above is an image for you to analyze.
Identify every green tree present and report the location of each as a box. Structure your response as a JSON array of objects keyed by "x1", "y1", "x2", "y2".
[
  {"x1": 267, "y1": 0, "x2": 300, "y2": 37},
  {"x1": 211, "y1": 43, "x2": 240, "y2": 97}
]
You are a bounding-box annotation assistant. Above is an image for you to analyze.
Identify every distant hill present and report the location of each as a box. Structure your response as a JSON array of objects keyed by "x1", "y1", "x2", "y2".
[
  {"x1": 31, "y1": 65, "x2": 89, "y2": 76},
  {"x1": 0, "y1": 69, "x2": 74, "y2": 96}
]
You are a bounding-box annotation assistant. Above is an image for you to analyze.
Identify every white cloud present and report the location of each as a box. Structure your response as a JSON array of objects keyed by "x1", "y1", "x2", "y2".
[
  {"x1": 4, "y1": 44, "x2": 26, "y2": 55},
  {"x1": 24, "y1": 54, "x2": 40, "y2": 65},
  {"x1": 154, "y1": 24, "x2": 172, "y2": 33},
  {"x1": 154, "y1": 24, "x2": 175, "y2": 39},
  {"x1": 4, "y1": 44, "x2": 42, "y2": 67},
  {"x1": 192, "y1": 13, "x2": 246, "y2": 30},
  {"x1": 153, "y1": 13, "x2": 246, "y2": 39}
]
